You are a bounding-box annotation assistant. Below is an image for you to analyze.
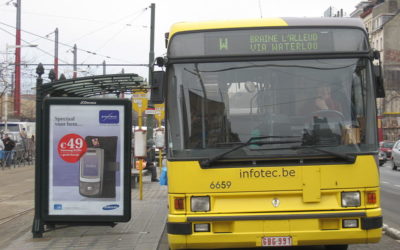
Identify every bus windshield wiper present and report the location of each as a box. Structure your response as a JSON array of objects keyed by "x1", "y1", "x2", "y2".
[
  {"x1": 200, "y1": 136, "x2": 301, "y2": 168},
  {"x1": 291, "y1": 145, "x2": 355, "y2": 163}
]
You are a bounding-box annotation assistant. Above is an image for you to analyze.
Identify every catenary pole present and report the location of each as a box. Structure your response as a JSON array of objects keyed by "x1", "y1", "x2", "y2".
[
  {"x1": 14, "y1": 0, "x2": 21, "y2": 117},
  {"x1": 73, "y1": 44, "x2": 77, "y2": 78},
  {"x1": 146, "y1": 3, "x2": 156, "y2": 142},
  {"x1": 54, "y1": 28, "x2": 59, "y2": 80},
  {"x1": 148, "y1": 3, "x2": 155, "y2": 84}
]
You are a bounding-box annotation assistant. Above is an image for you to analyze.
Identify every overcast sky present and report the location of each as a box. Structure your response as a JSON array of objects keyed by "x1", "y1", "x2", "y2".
[{"x1": 0, "y1": 0, "x2": 361, "y2": 89}]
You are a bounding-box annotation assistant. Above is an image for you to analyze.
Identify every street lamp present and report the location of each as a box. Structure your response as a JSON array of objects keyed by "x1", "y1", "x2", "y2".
[{"x1": 3, "y1": 43, "x2": 37, "y2": 132}]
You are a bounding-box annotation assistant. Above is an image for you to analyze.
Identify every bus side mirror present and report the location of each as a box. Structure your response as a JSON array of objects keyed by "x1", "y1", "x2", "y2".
[
  {"x1": 164, "y1": 32, "x2": 169, "y2": 49},
  {"x1": 373, "y1": 50, "x2": 385, "y2": 98},
  {"x1": 375, "y1": 76, "x2": 385, "y2": 98},
  {"x1": 155, "y1": 57, "x2": 166, "y2": 67},
  {"x1": 373, "y1": 50, "x2": 380, "y2": 60},
  {"x1": 373, "y1": 64, "x2": 385, "y2": 98},
  {"x1": 150, "y1": 71, "x2": 166, "y2": 104}
]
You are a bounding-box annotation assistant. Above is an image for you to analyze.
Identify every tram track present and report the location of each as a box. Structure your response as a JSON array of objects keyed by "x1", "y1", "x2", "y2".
[
  {"x1": 0, "y1": 207, "x2": 35, "y2": 250},
  {"x1": 0, "y1": 207, "x2": 34, "y2": 226},
  {"x1": 0, "y1": 189, "x2": 34, "y2": 203}
]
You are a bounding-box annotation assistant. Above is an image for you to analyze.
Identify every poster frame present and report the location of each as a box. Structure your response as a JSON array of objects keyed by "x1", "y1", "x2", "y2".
[{"x1": 42, "y1": 97, "x2": 131, "y2": 222}]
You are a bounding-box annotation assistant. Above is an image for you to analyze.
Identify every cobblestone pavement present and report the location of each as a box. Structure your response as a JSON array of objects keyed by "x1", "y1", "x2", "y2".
[{"x1": 0, "y1": 166, "x2": 168, "y2": 250}]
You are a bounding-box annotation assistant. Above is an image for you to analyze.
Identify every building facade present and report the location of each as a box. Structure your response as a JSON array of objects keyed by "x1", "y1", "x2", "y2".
[{"x1": 352, "y1": 0, "x2": 400, "y2": 141}]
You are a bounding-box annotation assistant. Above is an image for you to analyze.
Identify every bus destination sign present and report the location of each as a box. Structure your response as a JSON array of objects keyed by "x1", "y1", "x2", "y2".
[
  {"x1": 168, "y1": 28, "x2": 366, "y2": 58},
  {"x1": 204, "y1": 29, "x2": 333, "y2": 55}
]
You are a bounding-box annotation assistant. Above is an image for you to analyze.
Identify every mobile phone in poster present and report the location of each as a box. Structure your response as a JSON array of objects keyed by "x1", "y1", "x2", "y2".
[{"x1": 79, "y1": 148, "x2": 104, "y2": 197}]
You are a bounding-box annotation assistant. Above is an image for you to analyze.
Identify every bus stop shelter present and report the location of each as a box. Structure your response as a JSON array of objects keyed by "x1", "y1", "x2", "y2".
[{"x1": 32, "y1": 63, "x2": 146, "y2": 237}]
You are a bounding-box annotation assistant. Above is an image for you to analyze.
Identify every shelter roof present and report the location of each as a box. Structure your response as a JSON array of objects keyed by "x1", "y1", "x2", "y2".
[{"x1": 40, "y1": 74, "x2": 146, "y2": 97}]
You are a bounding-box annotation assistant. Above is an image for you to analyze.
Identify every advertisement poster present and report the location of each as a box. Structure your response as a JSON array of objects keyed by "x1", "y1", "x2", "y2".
[{"x1": 48, "y1": 103, "x2": 125, "y2": 216}]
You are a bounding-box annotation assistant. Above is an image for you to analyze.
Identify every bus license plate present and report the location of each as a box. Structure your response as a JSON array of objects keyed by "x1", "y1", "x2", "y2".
[{"x1": 262, "y1": 236, "x2": 292, "y2": 247}]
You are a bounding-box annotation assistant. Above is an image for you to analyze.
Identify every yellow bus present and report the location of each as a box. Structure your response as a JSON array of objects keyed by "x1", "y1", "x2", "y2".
[{"x1": 152, "y1": 17, "x2": 383, "y2": 250}]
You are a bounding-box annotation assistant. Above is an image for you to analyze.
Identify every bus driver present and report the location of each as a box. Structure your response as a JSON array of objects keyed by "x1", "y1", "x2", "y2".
[{"x1": 314, "y1": 86, "x2": 342, "y2": 112}]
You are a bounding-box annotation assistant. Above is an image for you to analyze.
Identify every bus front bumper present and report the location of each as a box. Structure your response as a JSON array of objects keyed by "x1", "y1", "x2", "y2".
[{"x1": 167, "y1": 209, "x2": 382, "y2": 249}]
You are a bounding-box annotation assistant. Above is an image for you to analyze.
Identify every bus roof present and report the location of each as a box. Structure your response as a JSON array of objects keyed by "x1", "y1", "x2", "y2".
[{"x1": 169, "y1": 17, "x2": 366, "y2": 38}]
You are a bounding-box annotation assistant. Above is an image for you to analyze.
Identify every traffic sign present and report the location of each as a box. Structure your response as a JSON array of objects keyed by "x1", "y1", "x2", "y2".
[
  {"x1": 154, "y1": 103, "x2": 165, "y2": 122},
  {"x1": 145, "y1": 108, "x2": 156, "y2": 115},
  {"x1": 132, "y1": 90, "x2": 148, "y2": 114}
]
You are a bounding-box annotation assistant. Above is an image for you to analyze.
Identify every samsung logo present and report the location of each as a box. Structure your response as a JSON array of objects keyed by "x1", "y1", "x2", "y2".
[
  {"x1": 99, "y1": 110, "x2": 119, "y2": 124},
  {"x1": 54, "y1": 204, "x2": 62, "y2": 210},
  {"x1": 80, "y1": 101, "x2": 97, "y2": 105},
  {"x1": 102, "y1": 204, "x2": 120, "y2": 210}
]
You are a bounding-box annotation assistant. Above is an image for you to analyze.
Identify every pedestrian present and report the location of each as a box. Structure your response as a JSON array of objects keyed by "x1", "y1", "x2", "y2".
[
  {"x1": 146, "y1": 139, "x2": 159, "y2": 182},
  {"x1": 0, "y1": 138, "x2": 4, "y2": 151},
  {"x1": 0, "y1": 137, "x2": 4, "y2": 164},
  {"x1": 20, "y1": 128, "x2": 28, "y2": 159},
  {"x1": 19, "y1": 128, "x2": 27, "y2": 139},
  {"x1": 135, "y1": 139, "x2": 159, "y2": 182},
  {"x1": 2, "y1": 134, "x2": 15, "y2": 167},
  {"x1": 135, "y1": 158, "x2": 158, "y2": 182}
]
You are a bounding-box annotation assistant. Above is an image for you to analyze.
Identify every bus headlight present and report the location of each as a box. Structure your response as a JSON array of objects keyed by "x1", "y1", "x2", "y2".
[
  {"x1": 191, "y1": 196, "x2": 210, "y2": 212},
  {"x1": 341, "y1": 191, "x2": 361, "y2": 207}
]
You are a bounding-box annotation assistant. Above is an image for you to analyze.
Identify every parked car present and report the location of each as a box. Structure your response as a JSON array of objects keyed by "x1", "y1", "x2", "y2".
[
  {"x1": 378, "y1": 150, "x2": 387, "y2": 166},
  {"x1": 391, "y1": 140, "x2": 400, "y2": 170},
  {"x1": 379, "y1": 141, "x2": 395, "y2": 163}
]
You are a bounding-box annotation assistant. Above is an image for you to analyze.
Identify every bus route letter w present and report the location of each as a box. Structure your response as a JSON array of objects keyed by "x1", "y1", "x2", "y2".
[{"x1": 219, "y1": 38, "x2": 228, "y2": 51}]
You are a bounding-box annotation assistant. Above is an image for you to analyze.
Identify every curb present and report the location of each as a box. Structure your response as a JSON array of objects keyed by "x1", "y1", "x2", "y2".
[{"x1": 383, "y1": 224, "x2": 400, "y2": 240}]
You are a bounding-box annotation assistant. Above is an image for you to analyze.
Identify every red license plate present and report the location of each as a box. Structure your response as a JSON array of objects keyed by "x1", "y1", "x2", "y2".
[{"x1": 262, "y1": 236, "x2": 292, "y2": 247}]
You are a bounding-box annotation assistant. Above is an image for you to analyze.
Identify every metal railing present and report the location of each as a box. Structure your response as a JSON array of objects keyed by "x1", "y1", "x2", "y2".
[{"x1": 1, "y1": 139, "x2": 35, "y2": 169}]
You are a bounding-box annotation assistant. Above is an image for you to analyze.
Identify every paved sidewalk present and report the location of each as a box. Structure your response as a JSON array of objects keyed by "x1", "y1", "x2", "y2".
[{"x1": 0, "y1": 166, "x2": 168, "y2": 250}]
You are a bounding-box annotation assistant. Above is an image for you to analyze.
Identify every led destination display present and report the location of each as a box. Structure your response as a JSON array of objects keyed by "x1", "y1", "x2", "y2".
[
  {"x1": 168, "y1": 28, "x2": 367, "y2": 57},
  {"x1": 248, "y1": 32, "x2": 321, "y2": 52},
  {"x1": 208, "y1": 30, "x2": 331, "y2": 55}
]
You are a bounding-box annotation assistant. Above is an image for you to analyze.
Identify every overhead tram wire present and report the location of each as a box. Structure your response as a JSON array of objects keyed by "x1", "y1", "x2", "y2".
[
  {"x1": 28, "y1": 30, "x2": 56, "y2": 44},
  {"x1": 80, "y1": 8, "x2": 148, "y2": 64},
  {"x1": 74, "y1": 7, "x2": 148, "y2": 42},
  {"x1": 0, "y1": 21, "x2": 135, "y2": 64},
  {"x1": 0, "y1": 25, "x2": 84, "y2": 80},
  {"x1": 0, "y1": 26, "x2": 147, "y2": 68},
  {"x1": 0, "y1": 25, "x2": 70, "y2": 65},
  {"x1": 21, "y1": 10, "x2": 115, "y2": 24},
  {"x1": 80, "y1": 24, "x2": 130, "y2": 64},
  {"x1": 15, "y1": 63, "x2": 148, "y2": 67}
]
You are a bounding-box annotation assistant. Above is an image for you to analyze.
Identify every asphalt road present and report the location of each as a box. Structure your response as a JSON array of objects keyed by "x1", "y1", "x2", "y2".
[
  {"x1": 0, "y1": 165, "x2": 399, "y2": 250},
  {"x1": 380, "y1": 160, "x2": 400, "y2": 231}
]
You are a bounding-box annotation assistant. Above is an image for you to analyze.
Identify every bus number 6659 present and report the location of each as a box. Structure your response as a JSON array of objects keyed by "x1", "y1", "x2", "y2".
[{"x1": 209, "y1": 181, "x2": 232, "y2": 189}]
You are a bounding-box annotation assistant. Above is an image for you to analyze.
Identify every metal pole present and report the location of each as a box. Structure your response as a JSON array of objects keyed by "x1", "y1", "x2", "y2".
[
  {"x1": 148, "y1": 3, "x2": 155, "y2": 84},
  {"x1": 4, "y1": 88, "x2": 7, "y2": 133},
  {"x1": 73, "y1": 44, "x2": 77, "y2": 79},
  {"x1": 32, "y1": 63, "x2": 44, "y2": 238},
  {"x1": 158, "y1": 119, "x2": 162, "y2": 170},
  {"x1": 4, "y1": 45, "x2": 9, "y2": 132},
  {"x1": 146, "y1": 3, "x2": 156, "y2": 142},
  {"x1": 102, "y1": 60, "x2": 106, "y2": 75},
  {"x1": 139, "y1": 114, "x2": 143, "y2": 201},
  {"x1": 54, "y1": 28, "x2": 59, "y2": 80},
  {"x1": 121, "y1": 68, "x2": 125, "y2": 98},
  {"x1": 14, "y1": 0, "x2": 21, "y2": 117}
]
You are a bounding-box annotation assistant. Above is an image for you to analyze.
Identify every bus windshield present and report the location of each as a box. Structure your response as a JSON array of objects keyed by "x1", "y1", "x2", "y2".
[{"x1": 167, "y1": 58, "x2": 377, "y2": 160}]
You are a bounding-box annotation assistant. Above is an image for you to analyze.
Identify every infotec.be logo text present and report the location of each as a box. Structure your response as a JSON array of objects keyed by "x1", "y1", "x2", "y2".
[{"x1": 99, "y1": 110, "x2": 119, "y2": 124}]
